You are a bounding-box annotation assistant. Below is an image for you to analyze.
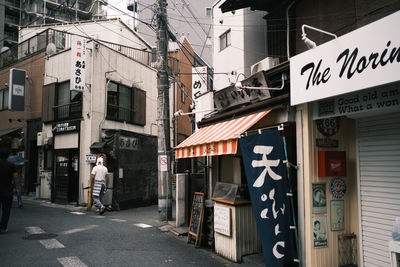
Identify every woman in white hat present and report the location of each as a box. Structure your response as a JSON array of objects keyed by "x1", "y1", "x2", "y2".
[{"x1": 90, "y1": 157, "x2": 109, "y2": 214}]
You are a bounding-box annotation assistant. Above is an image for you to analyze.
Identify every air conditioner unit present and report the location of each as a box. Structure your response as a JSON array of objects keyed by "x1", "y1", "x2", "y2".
[
  {"x1": 251, "y1": 57, "x2": 280, "y2": 75},
  {"x1": 37, "y1": 132, "x2": 47, "y2": 146}
]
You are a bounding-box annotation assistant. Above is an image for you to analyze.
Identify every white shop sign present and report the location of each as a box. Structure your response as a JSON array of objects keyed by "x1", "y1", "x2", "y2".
[
  {"x1": 290, "y1": 11, "x2": 400, "y2": 106},
  {"x1": 214, "y1": 205, "x2": 231, "y2": 236},
  {"x1": 85, "y1": 154, "x2": 96, "y2": 163}
]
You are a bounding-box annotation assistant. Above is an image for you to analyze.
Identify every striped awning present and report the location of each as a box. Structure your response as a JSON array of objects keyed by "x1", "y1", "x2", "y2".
[{"x1": 175, "y1": 110, "x2": 271, "y2": 159}]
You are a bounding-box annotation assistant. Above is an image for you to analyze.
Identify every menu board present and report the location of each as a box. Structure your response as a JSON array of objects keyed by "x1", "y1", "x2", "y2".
[
  {"x1": 188, "y1": 192, "x2": 204, "y2": 246},
  {"x1": 214, "y1": 205, "x2": 231, "y2": 236}
]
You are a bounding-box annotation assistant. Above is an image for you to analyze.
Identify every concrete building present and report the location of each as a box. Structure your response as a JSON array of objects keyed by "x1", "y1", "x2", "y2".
[
  {"x1": 34, "y1": 20, "x2": 158, "y2": 209},
  {"x1": 0, "y1": 0, "x2": 106, "y2": 49},
  {"x1": 212, "y1": 0, "x2": 270, "y2": 91}
]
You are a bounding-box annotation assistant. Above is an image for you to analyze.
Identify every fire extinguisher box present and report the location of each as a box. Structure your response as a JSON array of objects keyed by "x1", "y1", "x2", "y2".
[{"x1": 318, "y1": 151, "x2": 346, "y2": 177}]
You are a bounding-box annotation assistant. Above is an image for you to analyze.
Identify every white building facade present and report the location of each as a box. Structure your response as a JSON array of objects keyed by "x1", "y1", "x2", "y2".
[{"x1": 35, "y1": 20, "x2": 158, "y2": 208}]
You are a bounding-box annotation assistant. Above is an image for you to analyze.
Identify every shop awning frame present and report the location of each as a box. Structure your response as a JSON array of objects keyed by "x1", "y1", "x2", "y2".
[
  {"x1": 0, "y1": 127, "x2": 22, "y2": 138},
  {"x1": 175, "y1": 110, "x2": 271, "y2": 159}
]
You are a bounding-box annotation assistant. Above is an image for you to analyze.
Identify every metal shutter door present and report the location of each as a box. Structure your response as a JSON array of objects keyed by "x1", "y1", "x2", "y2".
[{"x1": 357, "y1": 113, "x2": 400, "y2": 267}]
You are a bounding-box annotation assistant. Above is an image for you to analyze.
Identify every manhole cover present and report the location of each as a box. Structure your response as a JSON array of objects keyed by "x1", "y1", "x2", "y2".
[{"x1": 23, "y1": 233, "x2": 58, "y2": 240}]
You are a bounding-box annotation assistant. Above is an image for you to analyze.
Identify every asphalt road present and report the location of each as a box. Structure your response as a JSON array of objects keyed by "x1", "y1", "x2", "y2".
[{"x1": 0, "y1": 198, "x2": 261, "y2": 267}]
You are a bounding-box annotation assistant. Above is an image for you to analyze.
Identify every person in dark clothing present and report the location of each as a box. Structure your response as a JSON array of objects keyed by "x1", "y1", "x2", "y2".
[{"x1": 0, "y1": 148, "x2": 18, "y2": 233}]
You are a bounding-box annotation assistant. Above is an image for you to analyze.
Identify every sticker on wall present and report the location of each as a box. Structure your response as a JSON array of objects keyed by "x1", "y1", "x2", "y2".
[
  {"x1": 312, "y1": 183, "x2": 327, "y2": 214},
  {"x1": 330, "y1": 178, "x2": 346, "y2": 199},
  {"x1": 312, "y1": 215, "x2": 328, "y2": 248},
  {"x1": 316, "y1": 118, "x2": 339, "y2": 137},
  {"x1": 330, "y1": 200, "x2": 345, "y2": 231}
]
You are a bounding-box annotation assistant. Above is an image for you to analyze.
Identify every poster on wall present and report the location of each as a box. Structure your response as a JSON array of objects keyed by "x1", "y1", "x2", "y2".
[
  {"x1": 312, "y1": 183, "x2": 327, "y2": 214},
  {"x1": 313, "y1": 216, "x2": 328, "y2": 248},
  {"x1": 330, "y1": 200, "x2": 345, "y2": 231}
]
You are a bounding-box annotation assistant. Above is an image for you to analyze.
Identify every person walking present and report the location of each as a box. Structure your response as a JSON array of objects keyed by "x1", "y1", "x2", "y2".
[
  {"x1": 0, "y1": 148, "x2": 18, "y2": 233},
  {"x1": 90, "y1": 157, "x2": 109, "y2": 215}
]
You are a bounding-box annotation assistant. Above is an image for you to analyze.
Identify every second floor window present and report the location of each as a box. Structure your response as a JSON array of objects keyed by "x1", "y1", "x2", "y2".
[
  {"x1": 106, "y1": 81, "x2": 146, "y2": 126},
  {"x1": 219, "y1": 29, "x2": 231, "y2": 51},
  {"x1": 55, "y1": 82, "x2": 82, "y2": 120},
  {"x1": 0, "y1": 89, "x2": 9, "y2": 111},
  {"x1": 42, "y1": 81, "x2": 82, "y2": 123}
]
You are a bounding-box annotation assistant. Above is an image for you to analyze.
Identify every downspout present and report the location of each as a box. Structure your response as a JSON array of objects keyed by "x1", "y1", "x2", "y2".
[
  {"x1": 296, "y1": 108, "x2": 305, "y2": 266},
  {"x1": 286, "y1": 0, "x2": 297, "y2": 59},
  {"x1": 287, "y1": 2, "x2": 304, "y2": 264}
]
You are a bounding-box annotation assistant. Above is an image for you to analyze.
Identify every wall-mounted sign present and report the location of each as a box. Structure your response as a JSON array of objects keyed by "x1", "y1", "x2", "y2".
[
  {"x1": 290, "y1": 11, "x2": 400, "y2": 106},
  {"x1": 9, "y1": 68, "x2": 26, "y2": 111},
  {"x1": 330, "y1": 200, "x2": 345, "y2": 231},
  {"x1": 330, "y1": 178, "x2": 346, "y2": 199},
  {"x1": 214, "y1": 71, "x2": 270, "y2": 111},
  {"x1": 119, "y1": 136, "x2": 139, "y2": 150},
  {"x1": 70, "y1": 35, "x2": 86, "y2": 91},
  {"x1": 192, "y1": 66, "x2": 208, "y2": 99},
  {"x1": 318, "y1": 151, "x2": 346, "y2": 177},
  {"x1": 313, "y1": 84, "x2": 400, "y2": 120},
  {"x1": 316, "y1": 138, "x2": 339, "y2": 148},
  {"x1": 312, "y1": 183, "x2": 326, "y2": 214},
  {"x1": 316, "y1": 118, "x2": 339, "y2": 137},
  {"x1": 214, "y1": 205, "x2": 231, "y2": 236},
  {"x1": 85, "y1": 154, "x2": 96, "y2": 163},
  {"x1": 52, "y1": 120, "x2": 80, "y2": 134},
  {"x1": 312, "y1": 215, "x2": 328, "y2": 248}
]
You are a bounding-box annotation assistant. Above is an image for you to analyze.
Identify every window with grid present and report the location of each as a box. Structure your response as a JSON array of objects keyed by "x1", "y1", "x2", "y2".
[
  {"x1": 219, "y1": 29, "x2": 231, "y2": 51},
  {"x1": 0, "y1": 89, "x2": 9, "y2": 111},
  {"x1": 54, "y1": 81, "x2": 82, "y2": 120},
  {"x1": 106, "y1": 81, "x2": 146, "y2": 126}
]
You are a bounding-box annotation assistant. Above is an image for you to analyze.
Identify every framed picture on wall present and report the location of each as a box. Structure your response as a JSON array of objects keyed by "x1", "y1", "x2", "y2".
[
  {"x1": 313, "y1": 215, "x2": 328, "y2": 248},
  {"x1": 312, "y1": 183, "x2": 327, "y2": 214},
  {"x1": 330, "y1": 200, "x2": 345, "y2": 231}
]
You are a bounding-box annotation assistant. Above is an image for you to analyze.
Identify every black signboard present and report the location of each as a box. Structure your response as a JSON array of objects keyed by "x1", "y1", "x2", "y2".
[
  {"x1": 187, "y1": 192, "x2": 205, "y2": 246},
  {"x1": 9, "y1": 68, "x2": 26, "y2": 111},
  {"x1": 52, "y1": 120, "x2": 80, "y2": 135}
]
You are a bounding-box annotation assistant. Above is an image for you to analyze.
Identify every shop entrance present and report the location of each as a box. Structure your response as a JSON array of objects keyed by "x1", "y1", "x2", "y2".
[{"x1": 54, "y1": 149, "x2": 79, "y2": 204}]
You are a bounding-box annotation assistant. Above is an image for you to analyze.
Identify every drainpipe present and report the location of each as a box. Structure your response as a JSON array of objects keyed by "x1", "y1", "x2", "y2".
[
  {"x1": 286, "y1": 0, "x2": 297, "y2": 59},
  {"x1": 296, "y1": 108, "x2": 305, "y2": 266}
]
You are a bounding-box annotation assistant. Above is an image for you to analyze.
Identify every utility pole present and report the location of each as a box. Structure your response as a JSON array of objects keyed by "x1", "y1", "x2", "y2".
[{"x1": 156, "y1": 0, "x2": 172, "y2": 221}]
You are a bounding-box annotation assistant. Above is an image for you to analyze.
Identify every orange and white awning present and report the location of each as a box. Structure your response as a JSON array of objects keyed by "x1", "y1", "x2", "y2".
[{"x1": 175, "y1": 110, "x2": 271, "y2": 159}]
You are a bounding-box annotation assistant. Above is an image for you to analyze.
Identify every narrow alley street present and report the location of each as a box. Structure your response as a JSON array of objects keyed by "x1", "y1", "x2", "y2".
[{"x1": 0, "y1": 198, "x2": 263, "y2": 267}]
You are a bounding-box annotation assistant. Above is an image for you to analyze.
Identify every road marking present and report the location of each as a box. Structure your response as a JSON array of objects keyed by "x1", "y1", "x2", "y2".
[
  {"x1": 110, "y1": 219, "x2": 127, "y2": 222},
  {"x1": 134, "y1": 223, "x2": 153, "y2": 228},
  {"x1": 91, "y1": 216, "x2": 106, "y2": 219},
  {"x1": 70, "y1": 212, "x2": 86, "y2": 215},
  {"x1": 25, "y1": 226, "x2": 45, "y2": 234},
  {"x1": 60, "y1": 225, "x2": 98, "y2": 235},
  {"x1": 39, "y1": 239, "x2": 65, "y2": 249},
  {"x1": 57, "y1": 256, "x2": 88, "y2": 267}
]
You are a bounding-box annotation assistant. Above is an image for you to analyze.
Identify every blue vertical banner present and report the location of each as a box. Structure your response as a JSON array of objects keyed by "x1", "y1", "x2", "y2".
[{"x1": 239, "y1": 130, "x2": 295, "y2": 267}]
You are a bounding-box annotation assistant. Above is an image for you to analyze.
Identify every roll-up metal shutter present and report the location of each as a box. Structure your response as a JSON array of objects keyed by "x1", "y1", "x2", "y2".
[{"x1": 357, "y1": 112, "x2": 400, "y2": 267}]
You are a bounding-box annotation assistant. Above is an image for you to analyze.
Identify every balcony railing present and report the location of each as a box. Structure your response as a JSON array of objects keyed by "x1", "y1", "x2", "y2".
[
  {"x1": 0, "y1": 27, "x2": 178, "y2": 76},
  {"x1": 106, "y1": 104, "x2": 133, "y2": 123},
  {"x1": 53, "y1": 101, "x2": 82, "y2": 120}
]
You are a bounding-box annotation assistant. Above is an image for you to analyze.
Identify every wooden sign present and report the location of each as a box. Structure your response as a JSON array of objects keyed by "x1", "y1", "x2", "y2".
[
  {"x1": 214, "y1": 205, "x2": 231, "y2": 236},
  {"x1": 187, "y1": 192, "x2": 205, "y2": 246}
]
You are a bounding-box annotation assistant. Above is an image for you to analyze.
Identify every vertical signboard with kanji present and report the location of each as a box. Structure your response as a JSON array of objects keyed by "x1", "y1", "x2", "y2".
[
  {"x1": 192, "y1": 67, "x2": 207, "y2": 100},
  {"x1": 9, "y1": 68, "x2": 26, "y2": 111},
  {"x1": 70, "y1": 35, "x2": 86, "y2": 91},
  {"x1": 191, "y1": 67, "x2": 210, "y2": 130}
]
